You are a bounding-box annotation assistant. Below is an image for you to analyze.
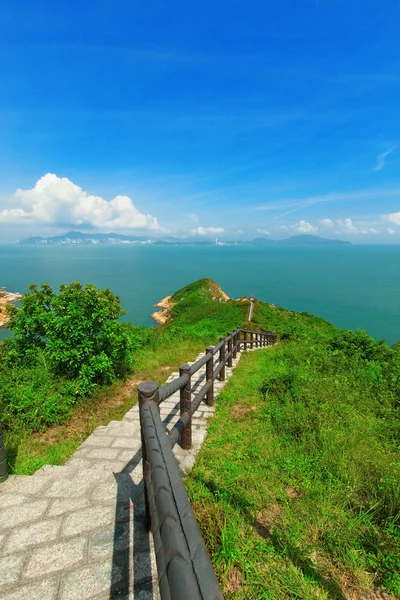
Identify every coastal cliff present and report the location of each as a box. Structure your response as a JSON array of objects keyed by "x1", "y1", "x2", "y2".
[{"x1": 0, "y1": 289, "x2": 22, "y2": 327}]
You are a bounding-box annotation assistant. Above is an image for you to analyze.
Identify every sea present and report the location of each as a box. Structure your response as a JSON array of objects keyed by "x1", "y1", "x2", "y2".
[{"x1": 1, "y1": 244, "x2": 399, "y2": 345}]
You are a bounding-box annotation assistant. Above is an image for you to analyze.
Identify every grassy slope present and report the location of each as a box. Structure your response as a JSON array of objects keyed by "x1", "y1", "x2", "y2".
[
  {"x1": 1, "y1": 278, "x2": 248, "y2": 474},
  {"x1": 2, "y1": 278, "x2": 399, "y2": 598},
  {"x1": 186, "y1": 299, "x2": 400, "y2": 599}
]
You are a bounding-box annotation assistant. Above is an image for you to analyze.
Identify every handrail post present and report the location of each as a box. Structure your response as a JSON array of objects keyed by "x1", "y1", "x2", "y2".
[
  {"x1": 237, "y1": 329, "x2": 241, "y2": 353},
  {"x1": 243, "y1": 329, "x2": 247, "y2": 351},
  {"x1": 0, "y1": 422, "x2": 8, "y2": 483},
  {"x1": 179, "y1": 364, "x2": 192, "y2": 449},
  {"x1": 138, "y1": 381, "x2": 160, "y2": 530},
  {"x1": 205, "y1": 347, "x2": 214, "y2": 406},
  {"x1": 227, "y1": 332, "x2": 233, "y2": 367},
  {"x1": 219, "y1": 336, "x2": 226, "y2": 381},
  {"x1": 250, "y1": 330, "x2": 254, "y2": 349},
  {"x1": 233, "y1": 330, "x2": 238, "y2": 360}
]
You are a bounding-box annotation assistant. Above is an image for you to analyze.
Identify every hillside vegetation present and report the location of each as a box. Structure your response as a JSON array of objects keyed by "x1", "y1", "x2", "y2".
[
  {"x1": 0, "y1": 277, "x2": 399, "y2": 598},
  {"x1": 185, "y1": 291, "x2": 400, "y2": 599},
  {"x1": 0, "y1": 278, "x2": 247, "y2": 473}
]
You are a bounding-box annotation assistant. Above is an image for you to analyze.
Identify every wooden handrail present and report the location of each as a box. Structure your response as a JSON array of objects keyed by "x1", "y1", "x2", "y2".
[{"x1": 138, "y1": 327, "x2": 277, "y2": 600}]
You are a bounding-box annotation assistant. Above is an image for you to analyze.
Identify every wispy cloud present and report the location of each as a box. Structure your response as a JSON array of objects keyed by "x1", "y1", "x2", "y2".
[
  {"x1": 256, "y1": 187, "x2": 400, "y2": 219},
  {"x1": 374, "y1": 147, "x2": 397, "y2": 171}
]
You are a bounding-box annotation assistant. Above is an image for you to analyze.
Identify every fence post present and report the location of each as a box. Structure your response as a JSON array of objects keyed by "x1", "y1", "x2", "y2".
[
  {"x1": 243, "y1": 329, "x2": 248, "y2": 351},
  {"x1": 233, "y1": 330, "x2": 238, "y2": 360},
  {"x1": 219, "y1": 336, "x2": 226, "y2": 381},
  {"x1": 138, "y1": 381, "x2": 160, "y2": 530},
  {"x1": 0, "y1": 422, "x2": 8, "y2": 483},
  {"x1": 205, "y1": 347, "x2": 214, "y2": 406},
  {"x1": 237, "y1": 329, "x2": 242, "y2": 353},
  {"x1": 179, "y1": 364, "x2": 192, "y2": 449},
  {"x1": 227, "y1": 332, "x2": 233, "y2": 367},
  {"x1": 250, "y1": 330, "x2": 253, "y2": 349}
]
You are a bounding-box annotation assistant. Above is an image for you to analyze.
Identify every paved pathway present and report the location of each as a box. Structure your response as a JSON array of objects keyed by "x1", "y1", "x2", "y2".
[{"x1": 0, "y1": 348, "x2": 248, "y2": 600}]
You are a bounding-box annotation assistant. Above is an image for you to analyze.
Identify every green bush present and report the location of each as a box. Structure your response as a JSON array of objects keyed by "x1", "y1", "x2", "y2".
[{"x1": 4, "y1": 282, "x2": 135, "y2": 394}]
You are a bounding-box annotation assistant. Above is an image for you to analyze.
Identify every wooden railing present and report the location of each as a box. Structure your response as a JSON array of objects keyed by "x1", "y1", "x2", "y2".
[{"x1": 138, "y1": 328, "x2": 277, "y2": 600}]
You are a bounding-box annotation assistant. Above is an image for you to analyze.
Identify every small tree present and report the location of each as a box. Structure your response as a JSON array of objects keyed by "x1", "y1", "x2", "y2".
[{"x1": 6, "y1": 282, "x2": 134, "y2": 394}]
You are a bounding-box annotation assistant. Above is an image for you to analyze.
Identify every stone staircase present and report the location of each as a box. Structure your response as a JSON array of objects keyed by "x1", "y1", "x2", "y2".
[{"x1": 0, "y1": 349, "x2": 247, "y2": 599}]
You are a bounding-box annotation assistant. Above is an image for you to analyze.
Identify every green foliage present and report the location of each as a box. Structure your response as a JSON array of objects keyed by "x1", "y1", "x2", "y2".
[
  {"x1": 5, "y1": 282, "x2": 135, "y2": 391},
  {"x1": 0, "y1": 282, "x2": 144, "y2": 439},
  {"x1": 168, "y1": 278, "x2": 247, "y2": 341},
  {"x1": 187, "y1": 320, "x2": 400, "y2": 598}
]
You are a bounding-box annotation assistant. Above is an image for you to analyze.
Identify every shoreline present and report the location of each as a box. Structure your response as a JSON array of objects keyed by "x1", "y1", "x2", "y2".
[
  {"x1": 151, "y1": 295, "x2": 172, "y2": 325},
  {"x1": 0, "y1": 289, "x2": 22, "y2": 328}
]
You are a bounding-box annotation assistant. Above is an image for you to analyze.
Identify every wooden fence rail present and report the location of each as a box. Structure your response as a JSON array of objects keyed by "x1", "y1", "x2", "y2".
[{"x1": 138, "y1": 327, "x2": 277, "y2": 600}]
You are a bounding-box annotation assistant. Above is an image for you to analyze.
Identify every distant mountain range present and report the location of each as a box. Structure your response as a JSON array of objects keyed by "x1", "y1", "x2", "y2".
[{"x1": 18, "y1": 231, "x2": 351, "y2": 246}]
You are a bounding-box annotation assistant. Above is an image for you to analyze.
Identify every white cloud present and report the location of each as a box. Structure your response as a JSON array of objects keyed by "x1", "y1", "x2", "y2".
[
  {"x1": 383, "y1": 211, "x2": 400, "y2": 226},
  {"x1": 374, "y1": 147, "x2": 397, "y2": 171},
  {"x1": 256, "y1": 228, "x2": 270, "y2": 235},
  {"x1": 191, "y1": 226, "x2": 224, "y2": 236},
  {"x1": 388, "y1": 228, "x2": 395, "y2": 234},
  {"x1": 293, "y1": 220, "x2": 317, "y2": 233},
  {"x1": 337, "y1": 218, "x2": 358, "y2": 233},
  {"x1": 321, "y1": 217, "x2": 380, "y2": 235},
  {"x1": 0, "y1": 173, "x2": 162, "y2": 230}
]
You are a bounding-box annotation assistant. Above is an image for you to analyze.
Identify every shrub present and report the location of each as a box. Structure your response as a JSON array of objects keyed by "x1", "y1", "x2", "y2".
[{"x1": 5, "y1": 282, "x2": 135, "y2": 393}]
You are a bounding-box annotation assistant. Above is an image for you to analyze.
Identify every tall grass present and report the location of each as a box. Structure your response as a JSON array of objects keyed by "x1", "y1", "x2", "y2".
[{"x1": 186, "y1": 330, "x2": 400, "y2": 598}]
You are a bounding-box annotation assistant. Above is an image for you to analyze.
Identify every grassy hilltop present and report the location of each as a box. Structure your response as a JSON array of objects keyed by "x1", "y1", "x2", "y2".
[{"x1": 1, "y1": 278, "x2": 399, "y2": 597}]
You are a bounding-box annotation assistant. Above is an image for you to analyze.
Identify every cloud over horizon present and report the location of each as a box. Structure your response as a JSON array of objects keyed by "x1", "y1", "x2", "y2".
[
  {"x1": 190, "y1": 226, "x2": 224, "y2": 236},
  {"x1": 0, "y1": 174, "x2": 162, "y2": 231}
]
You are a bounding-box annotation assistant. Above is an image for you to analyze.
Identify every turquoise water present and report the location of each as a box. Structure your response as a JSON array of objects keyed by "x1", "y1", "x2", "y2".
[{"x1": 1, "y1": 244, "x2": 399, "y2": 344}]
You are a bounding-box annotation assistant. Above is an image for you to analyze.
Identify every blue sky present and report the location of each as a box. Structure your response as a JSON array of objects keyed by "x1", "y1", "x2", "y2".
[{"x1": 0, "y1": 0, "x2": 399, "y2": 242}]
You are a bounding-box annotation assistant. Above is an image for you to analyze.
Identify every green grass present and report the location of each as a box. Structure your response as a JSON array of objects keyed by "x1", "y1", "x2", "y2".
[
  {"x1": 0, "y1": 278, "x2": 248, "y2": 474},
  {"x1": 186, "y1": 333, "x2": 400, "y2": 599},
  {"x1": 2, "y1": 277, "x2": 400, "y2": 600}
]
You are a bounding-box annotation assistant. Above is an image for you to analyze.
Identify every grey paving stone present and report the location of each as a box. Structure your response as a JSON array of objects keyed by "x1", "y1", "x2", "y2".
[
  {"x1": 88, "y1": 522, "x2": 131, "y2": 560},
  {"x1": 86, "y1": 448, "x2": 122, "y2": 461},
  {"x1": 47, "y1": 497, "x2": 91, "y2": 518},
  {"x1": 61, "y1": 505, "x2": 115, "y2": 537},
  {"x1": 0, "y1": 578, "x2": 60, "y2": 600},
  {"x1": 64, "y1": 458, "x2": 97, "y2": 470},
  {"x1": 3, "y1": 517, "x2": 62, "y2": 555},
  {"x1": 111, "y1": 438, "x2": 142, "y2": 449},
  {"x1": 0, "y1": 553, "x2": 25, "y2": 587},
  {"x1": 0, "y1": 499, "x2": 49, "y2": 531},
  {"x1": 0, "y1": 475, "x2": 51, "y2": 496},
  {"x1": 91, "y1": 472, "x2": 142, "y2": 507},
  {"x1": 104, "y1": 428, "x2": 137, "y2": 438},
  {"x1": 44, "y1": 470, "x2": 102, "y2": 498},
  {"x1": 0, "y1": 493, "x2": 27, "y2": 508},
  {"x1": 80, "y1": 436, "x2": 116, "y2": 448},
  {"x1": 60, "y1": 559, "x2": 122, "y2": 600},
  {"x1": 25, "y1": 537, "x2": 86, "y2": 579}
]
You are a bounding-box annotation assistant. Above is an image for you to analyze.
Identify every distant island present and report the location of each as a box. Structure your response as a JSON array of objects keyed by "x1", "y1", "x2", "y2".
[{"x1": 18, "y1": 231, "x2": 351, "y2": 247}]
